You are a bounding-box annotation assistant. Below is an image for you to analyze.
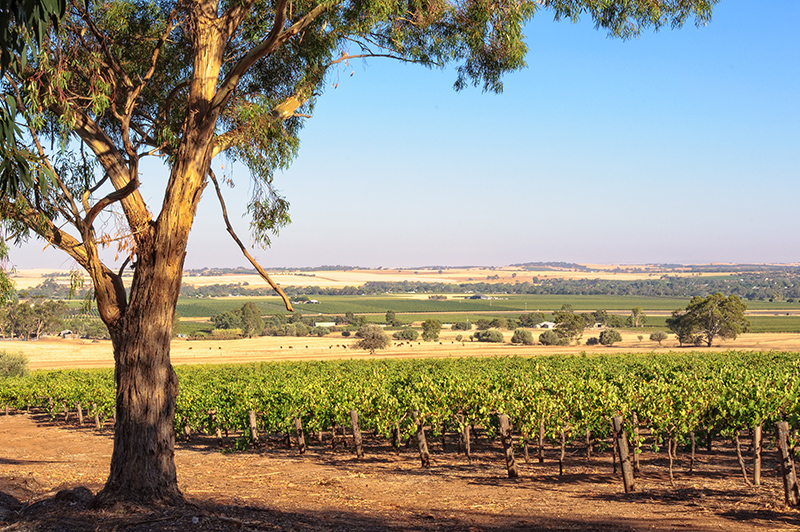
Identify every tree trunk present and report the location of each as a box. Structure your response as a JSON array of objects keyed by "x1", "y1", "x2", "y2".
[{"x1": 94, "y1": 261, "x2": 184, "y2": 507}]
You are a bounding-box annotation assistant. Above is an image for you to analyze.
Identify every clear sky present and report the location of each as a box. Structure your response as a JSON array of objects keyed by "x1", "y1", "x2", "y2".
[{"x1": 9, "y1": 0, "x2": 800, "y2": 270}]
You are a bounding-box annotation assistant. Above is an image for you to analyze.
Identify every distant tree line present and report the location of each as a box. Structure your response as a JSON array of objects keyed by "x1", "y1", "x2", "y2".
[
  {"x1": 21, "y1": 270, "x2": 800, "y2": 302},
  {"x1": 176, "y1": 272, "x2": 800, "y2": 300}
]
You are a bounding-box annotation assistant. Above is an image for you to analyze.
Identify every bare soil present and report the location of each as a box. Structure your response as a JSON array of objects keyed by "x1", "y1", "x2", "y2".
[{"x1": 2, "y1": 411, "x2": 799, "y2": 531}]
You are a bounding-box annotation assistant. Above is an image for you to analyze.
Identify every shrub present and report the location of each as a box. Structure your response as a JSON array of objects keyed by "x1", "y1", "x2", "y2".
[
  {"x1": 341, "y1": 330, "x2": 351, "y2": 337},
  {"x1": 474, "y1": 329, "x2": 504, "y2": 343},
  {"x1": 599, "y1": 329, "x2": 623, "y2": 346},
  {"x1": 0, "y1": 352, "x2": 29, "y2": 378},
  {"x1": 451, "y1": 321, "x2": 471, "y2": 331},
  {"x1": 421, "y1": 319, "x2": 442, "y2": 342},
  {"x1": 510, "y1": 328, "x2": 534, "y2": 345},
  {"x1": 354, "y1": 325, "x2": 391, "y2": 352},
  {"x1": 539, "y1": 330, "x2": 563, "y2": 346},
  {"x1": 585, "y1": 337, "x2": 600, "y2": 346},
  {"x1": 311, "y1": 326, "x2": 330, "y2": 337},
  {"x1": 393, "y1": 328, "x2": 419, "y2": 341},
  {"x1": 650, "y1": 331, "x2": 668, "y2": 346}
]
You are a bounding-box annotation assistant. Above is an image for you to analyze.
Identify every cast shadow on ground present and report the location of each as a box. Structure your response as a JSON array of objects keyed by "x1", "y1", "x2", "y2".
[{"x1": 0, "y1": 488, "x2": 645, "y2": 532}]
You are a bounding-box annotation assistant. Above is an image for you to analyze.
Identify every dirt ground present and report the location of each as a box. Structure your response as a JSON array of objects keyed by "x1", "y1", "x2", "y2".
[
  {"x1": 1, "y1": 411, "x2": 799, "y2": 531},
  {"x1": 8, "y1": 331, "x2": 800, "y2": 370}
]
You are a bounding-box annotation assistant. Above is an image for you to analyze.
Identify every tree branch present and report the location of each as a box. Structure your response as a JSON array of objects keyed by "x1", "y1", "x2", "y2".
[
  {"x1": 211, "y1": 0, "x2": 337, "y2": 111},
  {"x1": 208, "y1": 169, "x2": 293, "y2": 312}
]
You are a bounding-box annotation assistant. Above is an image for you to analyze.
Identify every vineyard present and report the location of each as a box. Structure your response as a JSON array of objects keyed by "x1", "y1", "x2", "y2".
[{"x1": 2, "y1": 350, "x2": 800, "y2": 506}]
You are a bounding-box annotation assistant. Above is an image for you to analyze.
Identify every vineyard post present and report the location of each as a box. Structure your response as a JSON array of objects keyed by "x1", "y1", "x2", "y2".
[
  {"x1": 77, "y1": 402, "x2": 83, "y2": 426},
  {"x1": 412, "y1": 410, "x2": 430, "y2": 468},
  {"x1": 775, "y1": 421, "x2": 799, "y2": 506},
  {"x1": 585, "y1": 428, "x2": 592, "y2": 461},
  {"x1": 538, "y1": 420, "x2": 545, "y2": 463},
  {"x1": 632, "y1": 412, "x2": 640, "y2": 473},
  {"x1": 558, "y1": 429, "x2": 566, "y2": 476},
  {"x1": 460, "y1": 414, "x2": 471, "y2": 462},
  {"x1": 523, "y1": 439, "x2": 530, "y2": 464},
  {"x1": 689, "y1": 431, "x2": 696, "y2": 472},
  {"x1": 294, "y1": 418, "x2": 306, "y2": 454},
  {"x1": 4, "y1": 404, "x2": 8, "y2": 416},
  {"x1": 349, "y1": 410, "x2": 363, "y2": 458},
  {"x1": 92, "y1": 403, "x2": 101, "y2": 430},
  {"x1": 753, "y1": 425, "x2": 762, "y2": 487},
  {"x1": 62, "y1": 401, "x2": 69, "y2": 423},
  {"x1": 610, "y1": 419, "x2": 618, "y2": 474},
  {"x1": 498, "y1": 414, "x2": 519, "y2": 478},
  {"x1": 248, "y1": 410, "x2": 259, "y2": 445},
  {"x1": 612, "y1": 416, "x2": 636, "y2": 493}
]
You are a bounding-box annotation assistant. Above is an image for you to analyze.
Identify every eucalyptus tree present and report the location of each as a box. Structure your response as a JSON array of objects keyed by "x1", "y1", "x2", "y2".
[{"x1": 0, "y1": 0, "x2": 719, "y2": 507}]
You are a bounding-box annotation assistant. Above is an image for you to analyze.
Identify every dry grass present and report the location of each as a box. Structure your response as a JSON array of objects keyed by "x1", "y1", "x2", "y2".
[{"x1": 8, "y1": 330, "x2": 800, "y2": 371}]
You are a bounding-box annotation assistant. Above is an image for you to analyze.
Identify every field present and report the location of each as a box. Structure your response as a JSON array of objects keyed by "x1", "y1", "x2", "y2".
[
  {"x1": 4, "y1": 266, "x2": 800, "y2": 531},
  {"x1": 7, "y1": 330, "x2": 800, "y2": 370}
]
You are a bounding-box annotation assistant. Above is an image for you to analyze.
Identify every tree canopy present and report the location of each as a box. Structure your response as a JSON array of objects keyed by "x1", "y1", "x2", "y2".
[{"x1": 0, "y1": 0, "x2": 721, "y2": 507}]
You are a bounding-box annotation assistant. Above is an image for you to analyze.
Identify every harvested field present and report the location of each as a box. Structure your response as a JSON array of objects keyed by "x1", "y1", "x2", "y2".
[{"x1": 6, "y1": 331, "x2": 800, "y2": 370}]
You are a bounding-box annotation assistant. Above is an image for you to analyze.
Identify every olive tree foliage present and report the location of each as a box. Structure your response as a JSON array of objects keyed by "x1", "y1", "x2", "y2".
[
  {"x1": 0, "y1": 0, "x2": 720, "y2": 507},
  {"x1": 650, "y1": 330, "x2": 668, "y2": 346},
  {"x1": 599, "y1": 328, "x2": 622, "y2": 346},
  {"x1": 354, "y1": 323, "x2": 390, "y2": 352},
  {"x1": 510, "y1": 327, "x2": 533, "y2": 345}
]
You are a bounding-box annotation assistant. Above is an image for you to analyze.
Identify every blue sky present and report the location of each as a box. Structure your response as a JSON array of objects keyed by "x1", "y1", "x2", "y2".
[{"x1": 10, "y1": 0, "x2": 800, "y2": 270}]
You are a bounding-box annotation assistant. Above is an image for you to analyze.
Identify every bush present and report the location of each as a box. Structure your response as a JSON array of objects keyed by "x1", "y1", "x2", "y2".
[
  {"x1": 354, "y1": 324, "x2": 391, "y2": 352},
  {"x1": 650, "y1": 331, "x2": 668, "y2": 346},
  {"x1": 311, "y1": 326, "x2": 330, "y2": 337},
  {"x1": 510, "y1": 328, "x2": 534, "y2": 345},
  {"x1": 393, "y1": 328, "x2": 419, "y2": 341},
  {"x1": 0, "y1": 352, "x2": 29, "y2": 378},
  {"x1": 421, "y1": 319, "x2": 442, "y2": 342},
  {"x1": 585, "y1": 337, "x2": 599, "y2": 346},
  {"x1": 538, "y1": 330, "x2": 563, "y2": 346},
  {"x1": 451, "y1": 321, "x2": 471, "y2": 331},
  {"x1": 599, "y1": 329, "x2": 623, "y2": 346},
  {"x1": 341, "y1": 330, "x2": 351, "y2": 337},
  {"x1": 474, "y1": 329, "x2": 505, "y2": 343}
]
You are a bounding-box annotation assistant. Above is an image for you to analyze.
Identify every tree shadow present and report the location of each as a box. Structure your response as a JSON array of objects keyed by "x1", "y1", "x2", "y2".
[{"x1": 1, "y1": 488, "x2": 647, "y2": 532}]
